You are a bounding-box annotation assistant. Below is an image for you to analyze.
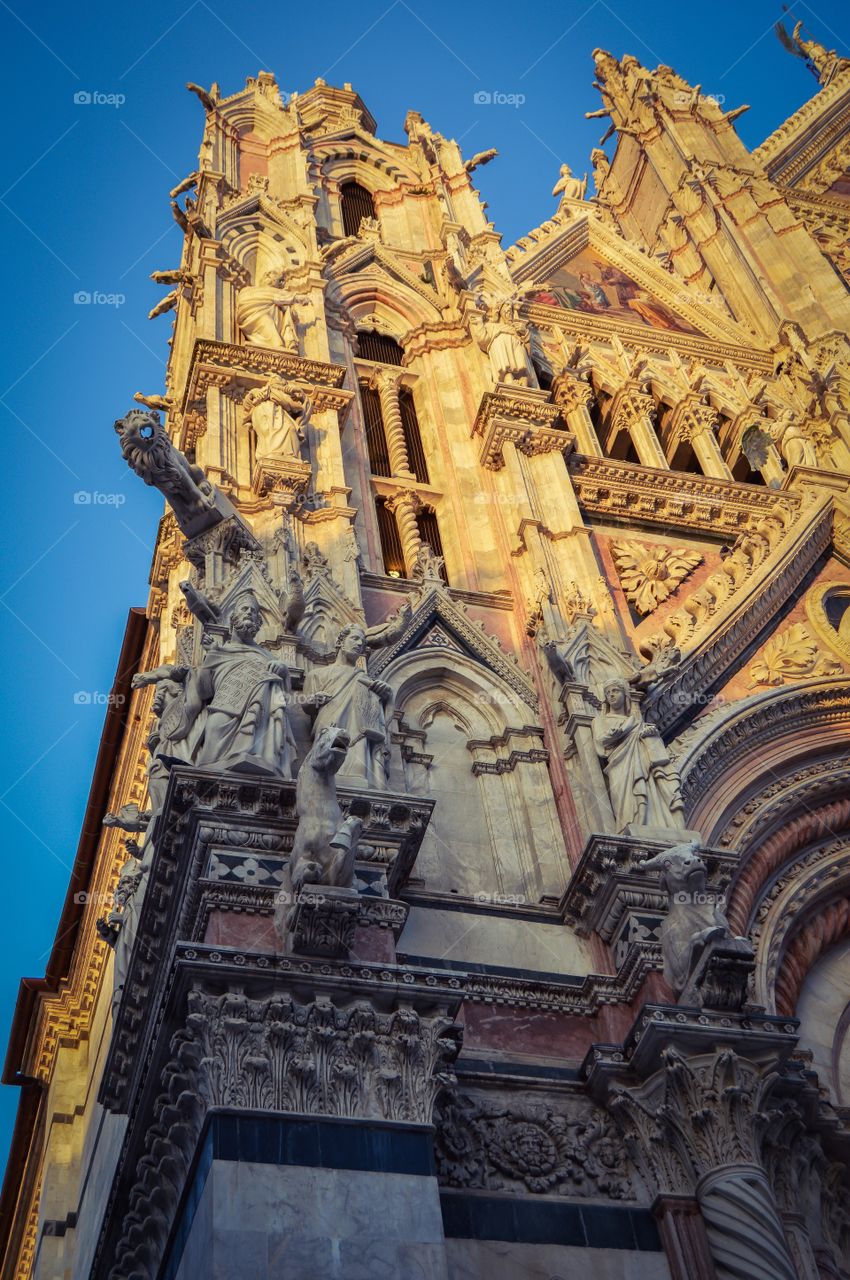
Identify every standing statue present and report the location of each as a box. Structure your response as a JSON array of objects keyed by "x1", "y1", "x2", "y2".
[
  {"x1": 552, "y1": 163, "x2": 588, "y2": 207},
  {"x1": 131, "y1": 665, "x2": 195, "y2": 812},
  {"x1": 236, "y1": 270, "x2": 310, "y2": 351},
  {"x1": 469, "y1": 297, "x2": 531, "y2": 386},
  {"x1": 180, "y1": 593, "x2": 297, "y2": 777},
  {"x1": 769, "y1": 410, "x2": 818, "y2": 469},
  {"x1": 302, "y1": 602, "x2": 412, "y2": 788},
  {"x1": 242, "y1": 377, "x2": 312, "y2": 460},
  {"x1": 776, "y1": 20, "x2": 850, "y2": 87},
  {"x1": 641, "y1": 839, "x2": 753, "y2": 999},
  {"x1": 592, "y1": 677, "x2": 685, "y2": 832},
  {"x1": 114, "y1": 408, "x2": 233, "y2": 537},
  {"x1": 285, "y1": 725, "x2": 364, "y2": 895}
]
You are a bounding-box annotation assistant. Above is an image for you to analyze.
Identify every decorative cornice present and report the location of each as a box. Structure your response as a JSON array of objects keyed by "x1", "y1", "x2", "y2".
[{"x1": 472, "y1": 386, "x2": 569, "y2": 470}]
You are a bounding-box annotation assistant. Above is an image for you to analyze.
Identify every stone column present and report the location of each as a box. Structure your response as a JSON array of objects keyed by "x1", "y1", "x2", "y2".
[
  {"x1": 386, "y1": 488, "x2": 424, "y2": 575},
  {"x1": 670, "y1": 399, "x2": 732, "y2": 480},
  {"x1": 370, "y1": 367, "x2": 414, "y2": 479},
  {"x1": 653, "y1": 1197, "x2": 716, "y2": 1280},
  {"x1": 609, "y1": 1048, "x2": 797, "y2": 1280},
  {"x1": 608, "y1": 385, "x2": 669, "y2": 468},
  {"x1": 551, "y1": 370, "x2": 603, "y2": 457}
]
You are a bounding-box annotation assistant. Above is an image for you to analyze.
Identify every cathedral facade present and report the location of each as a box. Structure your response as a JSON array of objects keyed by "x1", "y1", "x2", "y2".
[{"x1": 3, "y1": 27, "x2": 850, "y2": 1280}]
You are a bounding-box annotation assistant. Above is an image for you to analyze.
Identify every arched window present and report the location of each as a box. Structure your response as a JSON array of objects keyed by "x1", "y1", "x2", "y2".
[
  {"x1": 416, "y1": 507, "x2": 447, "y2": 582},
  {"x1": 375, "y1": 498, "x2": 405, "y2": 576},
  {"x1": 340, "y1": 181, "x2": 375, "y2": 237},
  {"x1": 358, "y1": 379, "x2": 391, "y2": 477},
  {"x1": 400, "y1": 387, "x2": 429, "y2": 484},
  {"x1": 357, "y1": 330, "x2": 403, "y2": 364}
]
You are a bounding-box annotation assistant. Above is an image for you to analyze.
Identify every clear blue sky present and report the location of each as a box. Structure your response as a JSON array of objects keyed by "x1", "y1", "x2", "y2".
[{"x1": 0, "y1": 0, "x2": 846, "y2": 1176}]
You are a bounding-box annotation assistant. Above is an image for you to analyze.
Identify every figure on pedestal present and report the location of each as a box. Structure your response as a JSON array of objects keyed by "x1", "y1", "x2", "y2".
[
  {"x1": 469, "y1": 297, "x2": 531, "y2": 386},
  {"x1": 131, "y1": 665, "x2": 195, "y2": 813},
  {"x1": 180, "y1": 593, "x2": 297, "y2": 777},
  {"x1": 236, "y1": 270, "x2": 310, "y2": 351},
  {"x1": 302, "y1": 602, "x2": 412, "y2": 788},
  {"x1": 641, "y1": 839, "x2": 753, "y2": 1004},
  {"x1": 552, "y1": 162, "x2": 588, "y2": 208},
  {"x1": 592, "y1": 677, "x2": 685, "y2": 833},
  {"x1": 769, "y1": 410, "x2": 818, "y2": 469},
  {"x1": 286, "y1": 724, "x2": 363, "y2": 893},
  {"x1": 242, "y1": 377, "x2": 312, "y2": 460}
]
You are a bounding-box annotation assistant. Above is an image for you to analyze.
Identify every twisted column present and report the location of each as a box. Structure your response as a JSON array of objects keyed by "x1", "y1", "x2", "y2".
[
  {"x1": 698, "y1": 1165, "x2": 796, "y2": 1280},
  {"x1": 386, "y1": 489, "x2": 423, "y2": 575},
  {"x1": 370, "y1": 367, "x2": 413, "y2": 477}
]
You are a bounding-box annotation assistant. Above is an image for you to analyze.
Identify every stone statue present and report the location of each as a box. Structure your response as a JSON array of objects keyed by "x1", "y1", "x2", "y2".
[
  {"x1": 242, "y1": 377, "x2": 311, "y2": 460},
  {"x1": 131, "y1": 665, "x2": 195, "y2": 813},
  {"x1": 641, "y1": 839, "x2": 753, "y2": 999},
  {"x1": 592, "y1": 677, "x2": 685, "y2": 833},
  {"x1": 469, "y1": 298, "x2": 531, "y2": 386},
  {"x1": 180, "y1": 593, "x2": 297, "y2": 777},
  {"x1": 302, "y1": 602, "x2": 412, "y2": 789},
  {"x1": 776, "y1": 20, "x2": 850, "y2": 86},
  {"x1": 236, "y1": 270, "x2": 310, "y2": 351},
  {"x1": 286, "y1": 725, "x2": 364, "y2": 894},
  {"x1": 552, "y1": 163, "x2": 588, "y2": 207},
  {"x1": 769, "y1": 410, "x2": 818, "y2": 468},
  {"x1": 114, "y1": 408, "x2": 233, "y2": 537}
]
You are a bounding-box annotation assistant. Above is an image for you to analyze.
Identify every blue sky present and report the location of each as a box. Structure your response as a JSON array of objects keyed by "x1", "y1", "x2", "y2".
[{"x1": 0, "y1": 0, "x2": 846, "y2": 1176}]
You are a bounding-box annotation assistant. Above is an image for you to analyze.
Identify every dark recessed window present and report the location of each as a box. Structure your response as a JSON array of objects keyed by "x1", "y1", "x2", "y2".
[{"x1": 340, "y1": 181, "x2": 375, "y2": 237}]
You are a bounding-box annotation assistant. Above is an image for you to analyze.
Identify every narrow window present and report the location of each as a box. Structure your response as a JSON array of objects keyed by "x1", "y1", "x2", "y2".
[
  {"x1": 358, "y1": 380, "x2": 391, "y2": 477},
  {"x1": 416, "y1": 507, "x2": 448, "y2": 582},
  {"x1": 400, "y1": 387, "x2": 429, "y2": 484},
  {"x1": 376, "y1": 498, "x2": 405, "y2": 576},
  {"x1": 340, "y1": 181, "x2": 375, "y2": 237}
]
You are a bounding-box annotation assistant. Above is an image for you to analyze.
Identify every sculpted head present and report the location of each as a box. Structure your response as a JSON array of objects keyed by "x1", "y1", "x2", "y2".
[
  {"x1": 114, "y1": 407, "x2": 162, "y2": 454},
  {"x1": 336, "y1": 623, "x2": 367, "y2": 662},
  {"x1": 310, "y1": 723, "x2": 351, "y2": 774},
  {"x1": 602, "y1": 677, "x2": 631, "y2": 713},
  {"x1": 260, "y1": 268, "x2": 283, "y2": 286},
  {"x1": 230, "y1": 594, "x2": 262, "y2": 642}
]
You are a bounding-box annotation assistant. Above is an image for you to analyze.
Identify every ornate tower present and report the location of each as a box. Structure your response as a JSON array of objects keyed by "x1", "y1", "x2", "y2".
[{"x1": 4, "y1": 30, "x2": 850, "y2": 1279}]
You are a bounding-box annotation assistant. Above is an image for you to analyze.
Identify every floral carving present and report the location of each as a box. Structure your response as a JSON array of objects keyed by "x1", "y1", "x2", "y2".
[
  {"x1": 612, "y1": 538, "x2": 702, "y2": 615},
  {"x1": 748, "y1": 622, "x2": 842, "y2": 687},
  {"x1": 434, "y1": 1092, "x2": 634, "y2": 1199}
]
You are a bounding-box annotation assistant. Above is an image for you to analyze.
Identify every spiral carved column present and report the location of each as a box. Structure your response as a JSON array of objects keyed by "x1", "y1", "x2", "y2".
[
  {"x1": 697, "y1": 1165, "x2": 796, "y2": 1280},
  {"x1": 386, "y1": 488, "x2": 423, "y2": 576},
  {"x1": 371, "y1": 367, "x2": 413, "y2": 478}
]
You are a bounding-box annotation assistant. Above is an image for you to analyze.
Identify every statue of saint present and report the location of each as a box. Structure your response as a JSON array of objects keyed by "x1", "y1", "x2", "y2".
[
  {"x1": 552, "y1": 163, "x2": 588, "y2": 207},
  {"x1": 181, "y1": 594, "x2": 297, "y2": 777},
  {"x1": 236, "y1": 270, "x2": 310, "y2": 351},
  {"x1": 770, "y1": 410, "x2": 818, "y2": 469},
  {"x1": 302, "y1": 603, "x2": 412, "y2": 789},
  {"x1": 131, "y1": 665, "x2": 195, "y2": 812},
  {"x1": 469, "y1": 298, "x2": 531, "y2": 386},
  {"x1": 243, "y1": 377, "x2": 312, "y2": 460},
  {"x1": 592, "y1": 677, "x2": 684, "y2": 832}
]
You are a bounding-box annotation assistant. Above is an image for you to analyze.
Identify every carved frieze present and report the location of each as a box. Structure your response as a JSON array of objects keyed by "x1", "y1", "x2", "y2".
[{"x1": 611, "y1": 539, "x2": 702, "y2": 615}]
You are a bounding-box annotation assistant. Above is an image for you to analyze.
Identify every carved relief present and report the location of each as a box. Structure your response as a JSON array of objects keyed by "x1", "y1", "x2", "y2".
[
  {"x1": 435, "y1": 1091, "x2": 636, "y2": 1200},
  {"x1": 612, "y1": 538, "x2": 702, "y2": 615},
  {"x1": 748, "y1": 622, "x2": 843, "y2": 686}
]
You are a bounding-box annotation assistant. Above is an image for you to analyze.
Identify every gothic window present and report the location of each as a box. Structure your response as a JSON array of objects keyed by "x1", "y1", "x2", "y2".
[
  {"x1": 400, "y1": 387, "x2": 429, "y2": 484},
  {"x1": 340, "y1": 181, "x2": 375, "y2": 236},
  {"x1": 357, "y1": 330, "x2": 403, "y2": 364},
  {"x1": 416, "y1": 507, "x2": 447, "y2": 581},
  {"x1": 667, "y1": 438, "x2": 704, "y2": 476},
  {"x1": 358, "y1": 379, "x2": 391, "y2": 477},
  {"x1": 376, "y1": 498, "x2": 405, "y2": 576}
]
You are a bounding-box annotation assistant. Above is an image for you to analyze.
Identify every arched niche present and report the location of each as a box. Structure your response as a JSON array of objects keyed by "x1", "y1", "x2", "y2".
[{"x1": 383, "y1": 649, "x2": 569, "y2": 902}]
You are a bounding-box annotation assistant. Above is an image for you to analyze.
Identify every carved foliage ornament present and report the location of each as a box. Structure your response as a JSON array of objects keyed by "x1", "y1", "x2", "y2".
[
  {"x1": 611, "y1": 538, "x2": 702, "y2": 615},
  {"x1": 435, "y1": 1092, "x2": 635, "y2": 1199},
  {"x1": 748, "y1": 621, "x2": 842, "y2": 687}
]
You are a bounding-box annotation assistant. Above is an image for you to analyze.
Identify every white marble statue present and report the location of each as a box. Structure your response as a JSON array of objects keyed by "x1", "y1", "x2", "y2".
[
  {"x1": 242, "y1": 377, "x2": 312, "y2": 460},
  {"x1": 592, "y1": 677, "x2": 685, "y2": 832},
  {"x1": 302, "y1": 603, "x2": 412, "y2": 789},
  {"x1": 236, "y1": 270, "x2": 310, "y2": 351},
  {"x1": 469, "y1": 298, "x2": 531, "y2": 386}
]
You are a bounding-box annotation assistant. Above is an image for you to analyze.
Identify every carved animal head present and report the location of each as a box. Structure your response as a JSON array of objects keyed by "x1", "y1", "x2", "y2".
[
  {"x1": 642, "y1": 839, "x2": 707, "y2": 898},
  {"x1": 114, "y1": 408, "x2": 163, "y2": 457},
  {"x1": 308, "y1": 724, "x2": 350, "y2": 775}
]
